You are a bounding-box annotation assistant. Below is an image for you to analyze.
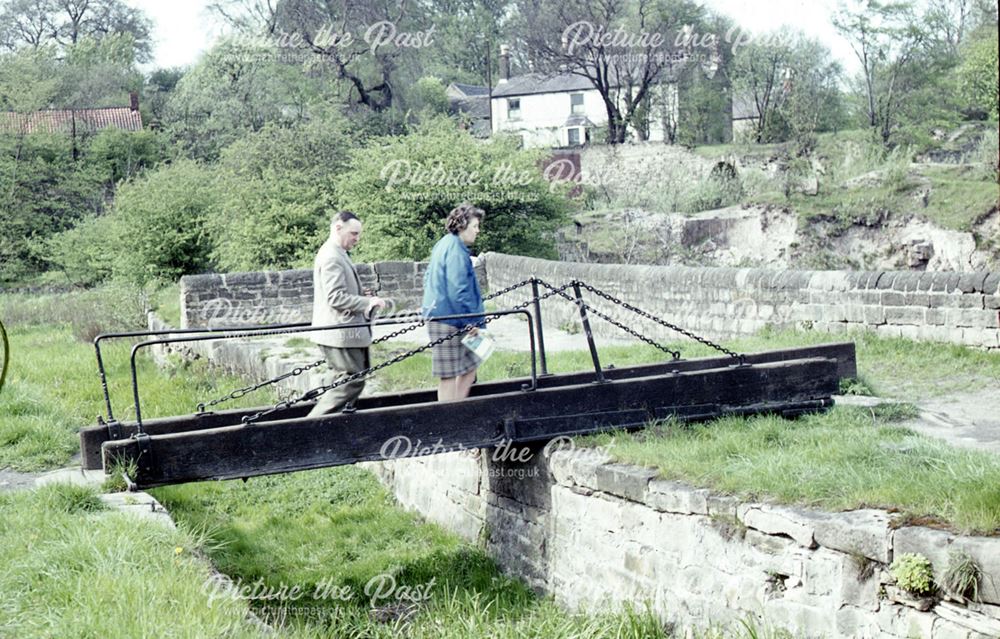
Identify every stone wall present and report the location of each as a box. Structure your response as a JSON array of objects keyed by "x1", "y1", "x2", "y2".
[
  {"x1": 482, "y1": 253, "x2": 1000, "y2": 350},
  {"x1": 178, "y1": 261, "x2": 485, "y2": 329},
  {"x1": 365, "y1": 447, "x2": 1000, "y2": 639}
]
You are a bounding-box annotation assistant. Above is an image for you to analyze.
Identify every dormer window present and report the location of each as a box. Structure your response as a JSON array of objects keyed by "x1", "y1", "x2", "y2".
[
  {"x1": 508, "y1": 98, "x2": 521, "y2": 120},
  {"x1": 570, "y1": 93, "x2": 584, "y2": 115}
]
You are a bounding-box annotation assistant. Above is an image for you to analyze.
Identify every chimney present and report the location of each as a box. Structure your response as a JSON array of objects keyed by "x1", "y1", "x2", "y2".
[
  {"x1": 499, "y1": 44, "x2": 510, "y2": 83},
  {"x1": 129, "y1": 91, "x2": 139, "y2": 112}
]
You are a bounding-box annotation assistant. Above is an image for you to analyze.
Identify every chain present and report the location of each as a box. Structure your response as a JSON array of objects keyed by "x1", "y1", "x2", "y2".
[
  {"x1": 195, "y1": 357, "x2": 328, "y2": 413},
  {"x1": 531, "y1": 279, "x2": 682, "y2": 359},
  {"x1": 573, "y1": 281, "x2": 743, "y2": 361},
  {"x1": 192, "y1": 280, "x2": 541, "y2": 413},
  {"x1": 242, "y1": 281, "x2": 572, "y2": 424}
]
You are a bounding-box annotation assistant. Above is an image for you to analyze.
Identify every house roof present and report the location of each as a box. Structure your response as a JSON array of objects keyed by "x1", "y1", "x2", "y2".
[
  {"x1": 492, "y1": 57, "x2": 687, "y2": 99},
  {"x1": 449, "y1": 83, "x2": 489, "y2": 97},
  {"x1": 731, "y1": 94, "x2": 760, "y2": 121},
  {"x1": 492, "y1": 72, "x2": 598, "y2": 98},
  {"x1": 0, "y1": 106, "x2": 143, "y2": 134},
  {"x1": 449, "y1": 95, "x2": 490, "y2": 120}
]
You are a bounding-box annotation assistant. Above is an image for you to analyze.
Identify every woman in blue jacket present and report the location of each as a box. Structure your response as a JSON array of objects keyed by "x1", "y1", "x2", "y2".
[{"x1": 422, "y1": 203, "x2": 485, "y2": 401}]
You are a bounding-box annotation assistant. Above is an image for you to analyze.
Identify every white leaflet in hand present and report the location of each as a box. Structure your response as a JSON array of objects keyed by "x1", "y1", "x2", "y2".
[{"x1": 461, "y1": 330, "x2": 496, "y2": 362}]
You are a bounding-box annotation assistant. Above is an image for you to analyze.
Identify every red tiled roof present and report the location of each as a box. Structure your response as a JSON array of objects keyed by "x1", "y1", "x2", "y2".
[{"x1": 0, "y1": 107, "x2": 143, "y2": 134}]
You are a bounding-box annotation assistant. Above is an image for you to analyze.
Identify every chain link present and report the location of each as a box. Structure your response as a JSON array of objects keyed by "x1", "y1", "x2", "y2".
[
  {"x1": 530, "y1": 279, "x2": 682, "y2": 360},
  {"x1": 198, "y1": 274, "x2": 740, "y2": 417},
  {"x1": 574, "y1": 281, "x2": 742, "y2": 361}
]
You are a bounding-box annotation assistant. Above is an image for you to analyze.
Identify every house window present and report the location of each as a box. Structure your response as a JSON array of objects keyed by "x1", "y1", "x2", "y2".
[
  {"x1": 567, "y1": 127, "x2": 581, "y2": 146},
  {"x1": 570, "y1": 93, "x2": 584, "y2": 115},
  {"x1": 507, "y1": 98, "x2": 520, "y2": 120}
]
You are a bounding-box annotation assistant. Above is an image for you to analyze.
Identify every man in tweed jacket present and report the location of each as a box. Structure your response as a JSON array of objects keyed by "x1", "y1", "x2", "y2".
[{"x1": 308, "y1": 211, "x2": 387, "y2": 417}]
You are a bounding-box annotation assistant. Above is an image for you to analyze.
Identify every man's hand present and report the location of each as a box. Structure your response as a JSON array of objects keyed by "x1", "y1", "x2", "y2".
[
  {"x1": 466, "y1": 326, "x2": 480, "y2": 337},
  {"x1": 367, "y1": 296, "x2": 388, "y2": 315}
]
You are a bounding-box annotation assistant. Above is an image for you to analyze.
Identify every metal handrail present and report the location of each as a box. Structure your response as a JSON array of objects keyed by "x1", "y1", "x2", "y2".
[{"x1": 126, "y1": 309, "x2": 538, "y2": 431}]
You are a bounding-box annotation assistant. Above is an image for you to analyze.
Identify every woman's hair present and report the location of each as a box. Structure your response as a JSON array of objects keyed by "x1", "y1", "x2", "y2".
[{"x1": 445, "y1": 202, "x2": 485, "y2": 234}]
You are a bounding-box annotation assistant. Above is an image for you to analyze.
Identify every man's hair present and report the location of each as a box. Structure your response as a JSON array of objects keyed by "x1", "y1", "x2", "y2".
[
  {"x1": 445, "y1": 202, "x2": 485, "y2": 234},
  {"x1": 332, "y1": 210, "x2": 359, "y2": 227}
]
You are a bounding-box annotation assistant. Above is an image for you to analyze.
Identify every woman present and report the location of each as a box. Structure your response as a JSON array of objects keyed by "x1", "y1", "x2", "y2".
[{"x1": 422, "y1": 202, "x2": 485, "y2": 401}]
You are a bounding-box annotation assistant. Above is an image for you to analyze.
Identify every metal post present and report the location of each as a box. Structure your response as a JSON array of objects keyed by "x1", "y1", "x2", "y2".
[
  {"x1": 530, "y1": 279, "x2": 549, "y2": 376},
  {"x1": 572, "y1": 281, "x2": 606, "y2": 383}
]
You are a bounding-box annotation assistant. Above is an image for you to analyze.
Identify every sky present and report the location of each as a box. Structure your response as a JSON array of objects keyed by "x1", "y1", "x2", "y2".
[{"x1": 126, "y1": 0, "x2": 861, "y2": 74}]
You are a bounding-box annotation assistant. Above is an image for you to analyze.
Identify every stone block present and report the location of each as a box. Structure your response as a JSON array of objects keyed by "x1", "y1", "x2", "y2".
[
  {"x1": 813, "y1": 509, "x2": 893, "y2": 563},
  {"x1": 958, "y1": 273, "x2": 989, "y2": 294},
  {"x1": 644, "y1": 480, "x2": 710, "y2": 515},
  {"x1": 893, "y1": 272, "x2": 923, "y2": 292},
  {"x1": 950, "y1": 535, "x2": 1000, "y2": 605},
  {"x1": 592, "y1": 463, "x2": 660, "y2": 502},
  {"x1": 936, "y1": 602, "x2": 1000, "y2": 637},
  {"x1": 893, "y1": 526, "x2": 955, "y2": 591},
  {"x1": 930, "y1": 273, "x2": 962, "y2": 293},
  {"x1": 863, "y1": 306, "x2": 887, "y2": 325},
  {"x1": 737, "y1": 504, "x2": 821, "y2": 548},
  {"x1": 706, "y1": 493, "x2": 741, "y2": 518},
  {"x1": 876, "y1": 272, "x2": 898, "y2": 290},
  {"x1": 885, "y1": 306, "x2": 925, "y2": 326},
  {"x1": 948, "y1": 308, "x2": 998, "y2": 328},
  {"x1": 222, "y1": 271, "x2": 267, "y2": 288},
  {"x1": 904, "y1": 292, "x2": 932, "y2": 307},
  {"x1": 925, "y1": 308, "x2": 949, "y2": 326},
  {"x1": 931, "y1": 618, "x2": 975, "y2": 639},
  {"x1": 983, "y1": 272, "x2": 1000, "y2": 295}
]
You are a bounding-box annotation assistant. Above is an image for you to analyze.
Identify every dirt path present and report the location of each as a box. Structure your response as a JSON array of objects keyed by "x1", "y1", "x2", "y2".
[
  {"x1": 905, "y1": 390, "x2": 1000, "y2": 455},
  {"x1": 0, "y1": 468, "x2": 41, "y2": 492}
]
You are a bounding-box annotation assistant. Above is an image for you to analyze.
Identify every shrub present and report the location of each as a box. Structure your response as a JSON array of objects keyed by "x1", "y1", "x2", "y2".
[
  {"x1": 338, "y1": 117, "x2": 571, "y2": 262},
  {"x1": 108, "y1": 158, "x2": 217, "y2": 284},
  {"x1": 207, "y1": 116, "x2": 351, "y2": 272},
  {"x1": 891, "y1": 552, "x2": 935, "y2": 596}
]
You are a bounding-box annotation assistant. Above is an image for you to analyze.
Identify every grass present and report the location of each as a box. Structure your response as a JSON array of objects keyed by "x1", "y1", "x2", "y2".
[
  {"x1": 151, "y1": 283, "x2": 181, "y2": 327},
  {"x1": 373, "y1": 325, "x2": 1000, "y2": 402},
  {"x1": 0, "y1": 483, "x2": 270, "y2": 639},
  {"x1": 0, "y1": 323, "x2": 275, "y2": 471},
  {"x1": 151, "y1": 465, "x2": 773, "y2": 638},
  {"x1": 579, "y1": 403, "x2": 1000, "y2": 534}
]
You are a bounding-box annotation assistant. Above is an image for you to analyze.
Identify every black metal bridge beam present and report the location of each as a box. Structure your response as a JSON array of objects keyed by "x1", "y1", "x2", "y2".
[{"x1": 101, "y1": 356, "x2": 841, "y2": 489}]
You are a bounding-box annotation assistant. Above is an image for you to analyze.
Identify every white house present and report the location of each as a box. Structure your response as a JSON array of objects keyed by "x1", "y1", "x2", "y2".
[{"x1": 490, "y1": 45, "x2": 682, "y2": 149}]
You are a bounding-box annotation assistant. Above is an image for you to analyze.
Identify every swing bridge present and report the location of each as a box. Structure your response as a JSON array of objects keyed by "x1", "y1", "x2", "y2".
[{"x1": 79, "y1": 277, "x2": 857, "y2": 490}]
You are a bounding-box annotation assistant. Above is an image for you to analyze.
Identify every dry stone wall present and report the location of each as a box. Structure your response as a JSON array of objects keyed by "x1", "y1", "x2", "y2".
[
  {"x1": 482, "y1": 253, "x2": 1000, "y2": 350},
  {"x1": 365, "y1": 448, "x2": 1000, "y2": 639},
  {"x1": 178, "y1": 261, "x2": 489, "y2": 329}
]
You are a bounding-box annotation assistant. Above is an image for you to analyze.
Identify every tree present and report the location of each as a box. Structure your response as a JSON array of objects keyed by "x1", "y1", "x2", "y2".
[
  {"x1": 957, "y1": 25, "x2": 999, "y2": 119},
  {"x1": 833, "y1": 0, "x2": 929, "y2": 144},
  {"x1": 516, "y1": 0, "x2": 708, "y2": 144},
  {"x1": 0, "y1": 0, "x2": 153, "y2": 62},
  {"x1": 163, "y1": 38, "x2": 328, "y2": 160},
  {"x1": 271, "y1": 0, "x2": 432, "y2": 113},
  {"x1": 732, "y1": 29, "x2": 844, "y2": 143},
  {"x1": 105, "y1": 159, "x2": 218, "y2": 285}
]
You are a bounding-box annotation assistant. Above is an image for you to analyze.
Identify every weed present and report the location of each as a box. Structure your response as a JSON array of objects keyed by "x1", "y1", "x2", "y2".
[
  {"x1": 943, "y1": 550, "x2": 983, "y2": 602},
  {"x1": 848, "y1": 550, "x2": 878, "y2": 582},
  {"x1": 891, "y1": 553, "x2": 936, "y2": 596}
]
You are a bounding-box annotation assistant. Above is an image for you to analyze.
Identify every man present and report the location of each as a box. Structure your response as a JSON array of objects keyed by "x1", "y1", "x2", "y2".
[{"x1": 308, "y1": 211, "x2": 387, "y2": 417}]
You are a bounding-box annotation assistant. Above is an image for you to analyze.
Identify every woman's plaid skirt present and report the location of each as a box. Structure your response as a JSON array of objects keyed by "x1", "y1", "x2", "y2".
[{"x1": 428, "y1": 321, "x2": 480, "y2": 378}]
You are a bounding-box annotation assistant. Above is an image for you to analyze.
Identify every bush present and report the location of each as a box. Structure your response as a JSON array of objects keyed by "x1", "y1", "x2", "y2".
[
  {"x1": 207, "y1": 117, "x2": 352, "y2": 272},
  {"x1": 337, "y1": 117, "x2": 571, "y2": 262},
  {"x1": 108, "y1": 159, "x2": 217, "y2": 284}
]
